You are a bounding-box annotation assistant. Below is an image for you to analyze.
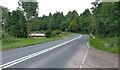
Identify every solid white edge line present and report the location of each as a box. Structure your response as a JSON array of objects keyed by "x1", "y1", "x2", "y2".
[
  {"x1": 0, "y1": 35, "x2": 82, "y2": 69},
  {"x1": 79, "y1": 41, "x2": 90, "y2": 68}
]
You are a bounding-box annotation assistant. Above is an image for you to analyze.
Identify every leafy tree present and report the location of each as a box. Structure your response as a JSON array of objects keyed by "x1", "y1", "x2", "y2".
[
  {"x1": 18, "y1": 1, "x2": 39, "y2": 37},
  {"x1": 4, "y1": 10, "x2": 27, "y2": 38},
  {"x1": 114, "y1": 2, "x2": 120, "y2": 36},
  {"x1": 66, "y1": 10, "x2": 79, "y2": 21},
  {"x1": 69, "y1": 19, "x2": 78, "y2": 32},
  {"x1": 18, "y1": 1, "x2": 38, "y2": 20},
  {"x1": 1, "y1": 7, "x2": 9, "y2": 22},
  {"x1": 49, "y1": 12, "x2": 64, "y2": 30},
  {"x1": 79, "y1": 9, "x2": 92, "y2": 33},
  {"x1": 39, "y1": 23, "x2": 48, "y2": 31},
  {"x1": 60, "y1": 21, "x2": 69, "y2": 31},
  {"x1": 1, "y1": 6, "x2": 9, "y2": 30},
  {"x1": 40, "y1": 15, "x2": 49, "y2": 30},
  {"x1": 91, "y1": 1, "x2": 119, "y2": 37},
  {"x1": 31, "y1": 17, "x2": 41, "y2": 31}
]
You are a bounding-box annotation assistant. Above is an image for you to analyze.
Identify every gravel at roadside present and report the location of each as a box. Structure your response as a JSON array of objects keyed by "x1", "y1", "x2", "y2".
[{"x1": 82, "y1": 46, "x2": 118, "y2": 68}]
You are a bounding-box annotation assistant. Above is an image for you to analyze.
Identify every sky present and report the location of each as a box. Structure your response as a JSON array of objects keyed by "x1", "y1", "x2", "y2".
[{"x1": 0, "y1": 0, "x2": 95, "y2": 17}]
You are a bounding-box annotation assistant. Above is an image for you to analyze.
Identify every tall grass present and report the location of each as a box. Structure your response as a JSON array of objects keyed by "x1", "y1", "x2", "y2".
[
  {"x1": 2, "y1": 33, "x2": 70, "y2": 51},
  {"x1": 89, "y1": 36, "x2": 119, "y2": 53}
]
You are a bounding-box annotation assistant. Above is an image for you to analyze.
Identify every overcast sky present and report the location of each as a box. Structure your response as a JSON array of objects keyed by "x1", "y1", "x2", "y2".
[{"x1": 0, "y1": 0, "x2": 95, "y2": 17}]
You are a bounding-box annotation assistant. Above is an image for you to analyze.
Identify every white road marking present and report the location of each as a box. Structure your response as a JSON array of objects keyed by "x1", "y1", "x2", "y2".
[
  {"x1": 0, "y1": 35, "x2": 82, "y2": 69},
  {"x1": 79, "y1": 41, "x2": 90, "y2": 68}
]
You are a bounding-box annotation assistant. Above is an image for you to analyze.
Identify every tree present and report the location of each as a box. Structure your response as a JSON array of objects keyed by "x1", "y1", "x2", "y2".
[
  {"x1": 18, "y1": 1, "x2": 38, "y2": 20},
  {"x1": 69, "y1": 19, "x2": 78, "y2": 32},
  {"x1": 60, "y1": 21, "x2": 69, "y2": 31},
  {"x1": 66, "y1": 10, "x2": 79, "y2": 21},
  {"x1": 18, "y1": 1, "x2": 39, "y2": 37},
  {"x1": 91, "y1": 1, "x2": 119, "y2": 37},
  {"x1": 114, "y1": 2, "x2": 120, "y2": 37},
  {"x1": 66, "y1": 10, "x2": 79, "y2": 25},
  {"x1": 4, "y1": 10, "x2": 27, "y2": 38},
  {"x1": 1, "y1": 6, "x2": 9, "y2": 30},
  {"x1": 49, "y1": 12, "x2": 64, "y2": 30},
  {"x1": 31, "y1": 17, "x2": 41, "y2": 31},
  {"x1": 79, "y1": 9, "x2": 92, "y2": 33}
]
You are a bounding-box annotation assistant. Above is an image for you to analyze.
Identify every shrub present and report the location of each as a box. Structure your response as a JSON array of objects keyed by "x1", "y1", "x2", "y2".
[
  {"x1": 89, "y1": 36, "x2": 119, "y2": 53},
  {"x1": 35, "y1": 31, "x2": 40, "y2": 33},
  {"x1": 40, "y1": 30, "x2": 45, "y2": 33},
  {"x1": 65, "y1": 28, "x2": 69, "y2": 32},
  {"x1": 51, "y1": 31, "x2": 56, "y2": 36},
  {"x1": 52, "y1": 30, "x2": 62, "y2": 36},
  {"x1": 2, "y1": 32, "x2": 17, "y2": 44},
  {"x1": 45, "y1": 29, "x2": 52, "y2": 38}
]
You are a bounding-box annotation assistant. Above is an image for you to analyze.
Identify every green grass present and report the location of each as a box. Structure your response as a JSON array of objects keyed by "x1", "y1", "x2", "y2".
[
  {"x1": 89, "y1": 36, "x2": 119, "y2": 53},
  {"x1": 1, "y1": 34, "x2": 70, "y2": 51}
]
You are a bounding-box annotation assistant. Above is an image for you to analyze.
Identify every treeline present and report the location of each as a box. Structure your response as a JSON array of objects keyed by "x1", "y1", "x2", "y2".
[
  {"x1": 31, "y1": 9, "x2": 92, "y2": 34},
  {"x1": 2, "y1": 2, "x2": 38, "y2": 38},
  {"x1": 1, "y1": 1, "x2": 119, "y2": 38},
  {"x1": 31, "y1": 1, "x2": 119, "y2": 38},
  {"x1": 91, "y1": 1, "x2": 119, "y2": 38}
]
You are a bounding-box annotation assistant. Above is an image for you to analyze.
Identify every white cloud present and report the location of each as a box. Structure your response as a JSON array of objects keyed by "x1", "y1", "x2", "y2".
[{"x1": 0, "y1": 0, "x2": 95, "y2": 17}]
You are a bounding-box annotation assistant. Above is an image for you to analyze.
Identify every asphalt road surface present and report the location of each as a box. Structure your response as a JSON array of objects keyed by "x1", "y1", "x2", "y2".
[{"x1": 1, "y1": 34, "x2": 89, "y2": 68}]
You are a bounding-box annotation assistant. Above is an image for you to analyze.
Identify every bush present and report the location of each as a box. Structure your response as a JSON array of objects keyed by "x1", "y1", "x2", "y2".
[
  {"x1": 40, "y1": 30, "x2": 45, "y2": 33},
  {"x1": 65, "y1": 28, "x2": 69, "y2": 32},
  {"x1": 35, "y1": 31, "x2": 40, "y2": 33},
  {"x1": 52, "y1": 30, "x2": 62, "y2": 36},
  {"x1": 2, "y1": 32, "x2": 18, "y2": 44},
  {"x1": 45, "y1": 29, "x2": 52, "y2": 38},
  {"x1": 89, "y1": 36, "x2": 119, "y2": 53},
  {"x1": 51, "y1": 31, "x2": 56, "y2": 36}
]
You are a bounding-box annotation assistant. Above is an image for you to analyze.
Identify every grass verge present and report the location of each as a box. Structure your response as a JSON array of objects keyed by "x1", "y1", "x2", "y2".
[
  {"x1": 89, "y1": 36, "x2": 119, "y2": 53},
  {"x1": 1, "y1": 33, "x2": 70, "y2": 51}
]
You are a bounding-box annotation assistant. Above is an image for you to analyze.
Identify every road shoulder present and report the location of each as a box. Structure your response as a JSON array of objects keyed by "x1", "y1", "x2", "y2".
[{"x1": 82, "y1": 46, "x2": 118, "y2": 68}]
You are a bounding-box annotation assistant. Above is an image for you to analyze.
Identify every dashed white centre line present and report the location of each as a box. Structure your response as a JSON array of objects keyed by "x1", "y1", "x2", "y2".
[{"x1": 0, "y1": 35, "x2": 82, "y2": 69}]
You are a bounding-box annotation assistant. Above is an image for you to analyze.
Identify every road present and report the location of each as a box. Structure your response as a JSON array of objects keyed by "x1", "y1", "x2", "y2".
[{"x1": 1, "y1": 34, "x2": 89, "y2": 68}]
